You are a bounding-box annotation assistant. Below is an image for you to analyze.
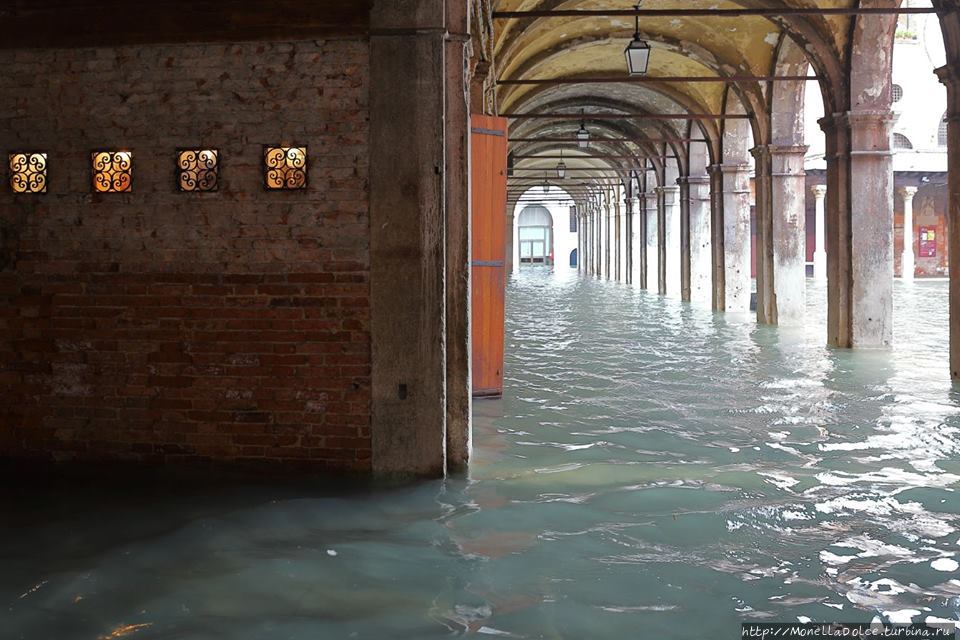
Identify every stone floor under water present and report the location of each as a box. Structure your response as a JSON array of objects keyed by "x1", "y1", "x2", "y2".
[{"x1": 3, "y1": 272, "x2": 960, "y2": 639}]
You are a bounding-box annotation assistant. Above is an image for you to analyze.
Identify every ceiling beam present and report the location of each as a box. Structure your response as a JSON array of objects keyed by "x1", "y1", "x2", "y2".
[
  {"x1": 493, "y1": 7, "x2": 939, "y2": 19},
  {"x1": 498, "y1": 75, "x2": 818, "y2": 86},
  {"x1": 508, "y1": 137, "x2": 707, "y2": 143},
  {"x1": 504, "y1": 113, "x2": 749, "y2": 120}
]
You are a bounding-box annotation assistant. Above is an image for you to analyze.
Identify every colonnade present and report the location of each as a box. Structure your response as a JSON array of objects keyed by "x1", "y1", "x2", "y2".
[{"x1": 572, "y1": 52, "x2": 960, "y2": 356}]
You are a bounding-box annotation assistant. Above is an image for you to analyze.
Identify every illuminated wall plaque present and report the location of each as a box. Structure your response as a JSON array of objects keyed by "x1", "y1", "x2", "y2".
[
  {"x1": 92, "y1": 150, "x2": 133, "y2": 193},
  {"x1": 264, "y1": 146, "x2": 307, "y2": 190},
  {"x1": 9, "y1": 152, "x2": 47, "y2": 194},
  {"x1": 177, "y1": 149, "x2": 219, "y2": 192}
]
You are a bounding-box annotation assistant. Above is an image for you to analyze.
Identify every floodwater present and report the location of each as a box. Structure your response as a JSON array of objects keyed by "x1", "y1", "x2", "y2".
[{"x1": 4, "y1": 271, "x2": 960, "y2": 639}]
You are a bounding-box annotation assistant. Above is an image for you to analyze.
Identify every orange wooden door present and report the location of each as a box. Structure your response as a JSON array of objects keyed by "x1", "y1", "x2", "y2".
[{"x1": 471, "y1": 115, "x2": 508, "y2": 398}]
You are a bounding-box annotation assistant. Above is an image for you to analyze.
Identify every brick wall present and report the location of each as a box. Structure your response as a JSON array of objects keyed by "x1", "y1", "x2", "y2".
[{"x1": 0, "y1": 39, "x2": 372, "y2": 470}]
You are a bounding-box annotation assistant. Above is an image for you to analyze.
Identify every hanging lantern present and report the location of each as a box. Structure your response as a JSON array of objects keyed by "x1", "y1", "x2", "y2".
[
  {"x1": 543, "y1": 173, "x2": 552, "y2": 193},
  {"x1": 625, "y1": 3, "x2": 651, "y2": 76},
  {"x1": 507, "y1": 152, "x2": 515, "y2": 177},
  {"x1": 556, "y1": 150, "x2": 566, "y2": 179},
  {"x1": 577, "y1": 110, "x2": 590, "y2": 149}
]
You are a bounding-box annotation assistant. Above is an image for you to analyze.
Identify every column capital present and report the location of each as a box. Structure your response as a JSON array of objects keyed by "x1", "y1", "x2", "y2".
[
  {"x1": 709, "y1": 163, "x2": 751, "y2": 175},
  {"x1": 681, "y1": 175, "x2": 711, "y2": 186},
  {"x1": 935, "y1": 62, "x2": 960, "y2": 88},
  {"x1": 811, "y1": 184, "x2": 828, "y2": 198},
  {"x1": 899, "y1": 185, "x2": 919, "y2": 200},
  {"x1": 768, "y1": 144, "x2": 810, "y2": 157}
]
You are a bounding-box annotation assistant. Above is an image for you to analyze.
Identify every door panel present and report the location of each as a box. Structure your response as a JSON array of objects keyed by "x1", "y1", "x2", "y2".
[{"x1": 471, "y1": 115, "x2": 508, "y2": 398}]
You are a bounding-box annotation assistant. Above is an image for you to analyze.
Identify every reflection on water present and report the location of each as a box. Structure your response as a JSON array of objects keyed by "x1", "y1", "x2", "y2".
[{"x1": 4, "y1": 271, "x2": 960, "y2": 639}]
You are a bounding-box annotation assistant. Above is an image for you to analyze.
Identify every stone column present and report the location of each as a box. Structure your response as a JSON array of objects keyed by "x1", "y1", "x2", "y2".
[
  {"x1": 679, "y1": 177, "x2": 692, "y2": 301},
  {"x1": 822, "y1": 111, "x2": 895, "y2": 348},
  {"x1": 770, "y1": 144, "x2": 810, "y2": 325},
  {"x1": 812, "y1": 185, "x2": 828, "y2": 280},
  {"x1": 593, "y1": 202, "x2": 604, "y2": 278},
  {"x1": 708, "y1": 165, "x2": 726, "y2": 310},
  {"x1": 369, "y1": 0, "x2": 449, "y2": 476},
  {"x1": 612, "y1": 197, "x2": 620, "y2": 281},
  {"x1": 605, "y1": 196, "x2": 613, "y2": 280},
  {"x1": 936, "y1": 62, "x2": 959, "y2": 379},
  {"x1": 688, "y1": 176, "x2": 713, "y2": 307},
  {"x1": 753, "y1": 145, "x2": 776, "y2": 323},
  {"x1": 625, "y1": 197, "x2": 635, "y2": 284},
  {"x1": 636, "y1": 194, "x2": 648, "y2": 288},
  {"x1": 505, "y1": 209, "x2": 515, "y2": 274},
  {"x1": 718, "y1": 164, "x2": 753, "y2": 312},
  {"x1": 661, "y1": 185, "x2": 682, "y2": 297},
  {"x1": 645, "y1": 192, "x2": 659, "y2": 291},
  {"x1": 900, "y1": 186, "x2": 918, "y2": 281},
  {"x1": 444, "y1": 0, "x2": 471, "y2": 472}
]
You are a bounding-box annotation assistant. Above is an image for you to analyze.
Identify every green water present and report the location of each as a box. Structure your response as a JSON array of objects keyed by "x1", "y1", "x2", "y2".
[{"x1": 3, "y1": 272, "x2": 960, "y2": 639}]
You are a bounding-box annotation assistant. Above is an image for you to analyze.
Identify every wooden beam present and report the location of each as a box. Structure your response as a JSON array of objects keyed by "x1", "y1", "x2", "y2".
[
  {"x1": 498, "y1": 75, "x2": 819, "y2": 86},
  {"x1": 493, "y1": 7, "x2": 940, "y2": 19},
  {"x1": 0, "y1": 0, "x2": 370, "y2": 48}
]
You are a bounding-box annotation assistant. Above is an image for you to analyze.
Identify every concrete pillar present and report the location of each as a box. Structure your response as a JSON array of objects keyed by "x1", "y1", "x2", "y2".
[
  {"x1": 660, "y1": 185, "x2": 682, "y2": 297},
  {"x1": 444, "y1": 0, "x2": 471, "y2": 472},
  {"x1": 645, "y1": 192, "x2": 659, "y2": 291},
  {"x1": 899, "y1": 186, "x2": 918, "y2": 281},
  {"x1": 770, "y1": 144, "x2": 809, "y2": 325},
  {"x1": 717, "y1": 164, "x2": 753, "y2": 312},
  {"x1": 935, "y1": 62, "x2": 960, "y2": 379},
  {"x1": 812, "y1": 185, "x2": 828, "y2": 280},
  {"x1": 369, "y1": 0, "x2": 449, "y2": 476},
  {"x1": 688, "y1": 176, "x2": 712, "y2": 307},
  {"x1": 822, "y1": 111, "x2": 895, "y2": 348}
]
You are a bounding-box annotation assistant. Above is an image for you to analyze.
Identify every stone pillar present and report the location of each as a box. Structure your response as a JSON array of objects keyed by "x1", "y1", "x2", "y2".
[
  {"x1": 369, "y1": 0, "x2": 449, "y2": 476},
  {"x1": 636, "y1": 194, "x2": 648, "y2": 288},
  {"x1": 605, "y1": 196, "x2": 612, "y2": 280},
  {"x1": 679, "y1": 177, "x2": 692, "y2": 301},
  {"x1": 625, "y1": 198, "x2": 635, "y2": 284},
  {"x1": 770, "y1": 145, "x2": 810, "y2": 325},
  {"x1": 505, "y1": 209, "x2": 515, "y2": 274},
  {"x1": 645, "y1": 192, "x2": 659, "y2": 291},
  {"x1": 812, "y1": 185, "x2": 828, "y2": 280},
  {"x1": 593, "y1": 202, "x2": 604, "y2": 278},
  {"x1": 822, "y1": 111, "x2": 895, "y2": 348},
  {"x1": 444, "y1": 0, "x2": 471, "y2": 472},
  {"x1": 900, "y1": 186, "x2": 918, "y2": 281},
  {"x1": 660, "y1": 185, "x2": 682, "y2": 297},
  {"x1": 708, "y1": 165, "x2": 726, "y2": 310},
  {"x1": 753, "y1": 145, "x2": 776, "y2": 323},
  {"x1": 688, "y1": 176, "x2": 712, "y2": 307},
  {"x1": 718, "y1": 164, "x2": 753, "y2": 312},
  {"x1": 614, "y1": 197, "x2": 622, "y2": 281},
  {"x1": 936, "y1": 62, "x2": 959, "y2": 379}
]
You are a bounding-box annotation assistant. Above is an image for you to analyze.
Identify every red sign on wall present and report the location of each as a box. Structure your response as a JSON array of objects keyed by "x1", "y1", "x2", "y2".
[{"x1": 919, "y1": 226, "x2": 937, "y2": 258}]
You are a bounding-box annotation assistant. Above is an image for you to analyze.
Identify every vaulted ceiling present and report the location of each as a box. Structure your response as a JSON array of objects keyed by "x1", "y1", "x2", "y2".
[{"x1": 493, "y1": 0, "x2": 866, "y2": 195}]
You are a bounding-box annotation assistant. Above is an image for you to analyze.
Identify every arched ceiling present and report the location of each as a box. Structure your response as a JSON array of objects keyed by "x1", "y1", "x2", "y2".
[{"x1": 492, "y1": 0, "x2": 862, "y2": 195}]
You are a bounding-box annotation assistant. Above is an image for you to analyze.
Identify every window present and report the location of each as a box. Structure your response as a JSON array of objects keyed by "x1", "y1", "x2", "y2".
[
  {"x1": 939, "y1": 114, "x2": 949, "y2": 147},
  {"x1": 264, "y1": 146, "x2": 307, "y2": 190},
  {"x1": 892, "y1": 84, "x2": 903, "y2": 103},
  {"x1": 92, "y1": 150, "x2": 132, "y2": 193},
  {"x1": 8, "y1": 152, "x2": 47, "y2": 194},
  {"x1": 893, "y1": 133, "x2": 913, "y2": 150},
  {"x1": 177, "y1": 149, "x2": 219, "y2": 192}
]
